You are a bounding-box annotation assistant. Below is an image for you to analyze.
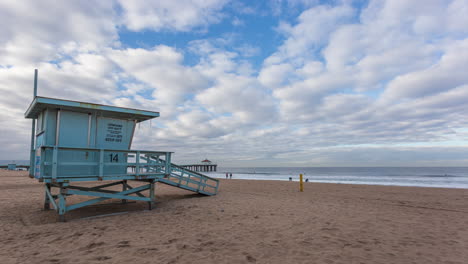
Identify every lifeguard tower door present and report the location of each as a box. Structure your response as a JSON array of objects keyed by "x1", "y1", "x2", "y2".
[{"x1": 58, "y1": 111, "x2": 89, "y2": 148}]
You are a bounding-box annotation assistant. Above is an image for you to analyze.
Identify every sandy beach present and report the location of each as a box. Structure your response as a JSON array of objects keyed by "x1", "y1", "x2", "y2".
[{"x1": 1, "y1": 170, "x2": 467, "y2": 264}]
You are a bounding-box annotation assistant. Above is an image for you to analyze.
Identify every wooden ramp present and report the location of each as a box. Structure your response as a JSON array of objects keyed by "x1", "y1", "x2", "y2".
[
  {"x1": 141, "y1": 156, "x2": 219, "y2": 196},
  {"x1": 158, "y1": 163, "x2": 219, "y2": 196}
]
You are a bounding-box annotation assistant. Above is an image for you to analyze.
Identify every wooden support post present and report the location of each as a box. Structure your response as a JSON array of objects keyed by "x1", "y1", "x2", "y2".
[
  {"x1": 149, "y1": 180, "x2": 155, "y2": 210},
  {"x1": 165, "y1": 152, "x2": 171, "y2": 175},
  {"x1": 44, "y1": 183, "x2": 51, "y2": 210},
  {"x1": 122, "y1": 180, "x2": 127, "y2": 204},
  {"x1": 99, "y1": 149, "x2": 104, "y2": 179},
  {"x1": 58, "y1": 184, "x2": 67, "y2": 222},
  {"x1": 52, "y1": 147, "x2": 58, "y2": 181},
  {"x1": 136, "y1": 151, "x2": 140, "y2": 177}
]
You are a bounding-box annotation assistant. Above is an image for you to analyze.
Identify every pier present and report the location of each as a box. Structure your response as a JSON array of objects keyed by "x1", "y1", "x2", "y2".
[{"x1": 181, "y1": 159, "x2": 217, "y2": 172}]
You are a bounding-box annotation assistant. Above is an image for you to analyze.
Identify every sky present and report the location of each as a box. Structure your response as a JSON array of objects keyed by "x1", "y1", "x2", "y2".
[{"x1": 1, "y1": 0, "x2": 468, "y2": 167}]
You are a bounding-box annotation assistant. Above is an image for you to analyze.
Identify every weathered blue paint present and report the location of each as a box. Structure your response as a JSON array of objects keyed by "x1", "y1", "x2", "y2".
[
  {"x1": 25, "y1": 71, "x2": 219, "y2": 221},
  {"x1": 38, "y1": 146, "x2": 170, "y2": 180},
  {"x1": 65, "y1": 183, "x2": 152, "y2": 211}
]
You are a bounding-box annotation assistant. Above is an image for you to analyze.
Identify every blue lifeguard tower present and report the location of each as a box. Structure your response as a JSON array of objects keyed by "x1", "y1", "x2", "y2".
[{"x1": 25, "y1": 70, "x2": 219, "y2": 221}]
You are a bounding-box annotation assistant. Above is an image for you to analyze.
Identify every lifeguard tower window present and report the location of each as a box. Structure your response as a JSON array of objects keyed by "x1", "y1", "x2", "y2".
[{"x1": 36, "y1": 110, "x2": 45, "y2": 134}]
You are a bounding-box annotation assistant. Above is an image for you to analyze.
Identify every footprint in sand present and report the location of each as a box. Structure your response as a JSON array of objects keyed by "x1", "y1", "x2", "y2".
[
  {"x1": 117, "y1": 240, "x2": 130, "y2": 248},
  {"x1": 242, "y1": 252, "x2": 256, "y2": 263},
  {"x1": 246, "y1": 255, "x2": 256, "y2": 262},
  {"x1": 83, "y1": 241, "x2": 106, "y2": 251},
  {"x1": 94, "y1": 256, "x2": 112, "y2": 261},
  {"x1": 176, "y1": 244, "x2": 189, "y2": 250},
  {"x1": 165, "y1": 238, "x2": 178, "y2": 244},
  {"x1": 70, "y1": 232, "x2": 83, "y2": 238},
  {"x1": 137, "y1": 247, "x2": 159, "y2": 254},
  {"x1": 201, "y1": 241, "x2": 215, "y2": 247}
]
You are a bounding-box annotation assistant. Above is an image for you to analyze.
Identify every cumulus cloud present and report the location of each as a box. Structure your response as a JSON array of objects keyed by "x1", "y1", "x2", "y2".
[
  {"x1": 0, "y1": 1, "x2": 117, "y2": 65},
  {"x1": 118, "y1": 0, "x2": 229, "y2": 32},
  {"x1": 258, "y1": 63, "x2": 294, "y2": 88},
  {"x1": 380, "y1": 39, "x2": 468, "y2": 103},
  {"x1": 196, "y1": 75, "x2": 276, "y2": 124},
  {"x1": 266, "y1": 4, "x2": 355, "y2": 65},
  {"x1": 109, "y1": 45, "x2": 209, "y2": 116},
  {"x1": 1, "y1": 0, "x2": 468, "y2": 166}
]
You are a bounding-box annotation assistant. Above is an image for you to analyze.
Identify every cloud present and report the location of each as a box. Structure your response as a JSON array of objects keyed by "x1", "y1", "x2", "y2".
[
  {"x1": 118, "y1": 0, "x2": 229, "y2": 32},
  {"x1": 379, "y1": 39, "x2": 468, "y2": 103},
  {"x1": 266, "y1": 4, "x2": 355, "y2": 65},
  {"x1": 258, "y1": 63, "x2": 294, "y2": 88},
  {"x1": 1, "y1": 0, "x2": 468, "y2": 167},
  {"x1": 0, "y1": 1, "x2": 117, "y2": 65},
  {"x1": 107, "y1": 38, "x2": 278, "y2": 154},
  {"x1": 109, "y1": 45, "x2": 210, "y2": 116},
  {"x1": 264, "y1": 1, "x2": 468, "y2": 118},
  {"x1": 196, "y1": 74, "x2": 277, "y2": 124},
  {"x1": 0, "y1": 1, "x2": 120, "y2": 159},
  {"x1": 268, "y1": 0, "x2": 320, "y2": 16}
]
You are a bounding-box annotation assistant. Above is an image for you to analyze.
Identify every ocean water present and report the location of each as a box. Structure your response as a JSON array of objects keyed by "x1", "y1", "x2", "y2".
[
  {"x1": 3, "y1": 160, "x2": 468, "y2": 189},
  {"x1": 205, "y1": 167, "x2": 468, "y2": 189}
]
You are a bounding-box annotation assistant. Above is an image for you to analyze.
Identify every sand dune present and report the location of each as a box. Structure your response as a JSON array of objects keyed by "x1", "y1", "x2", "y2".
[{"x1": 0, "y1": 170, "x2": 467, "y2": 264}]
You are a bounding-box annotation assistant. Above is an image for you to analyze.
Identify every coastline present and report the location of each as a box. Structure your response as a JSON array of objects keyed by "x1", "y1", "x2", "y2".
[
  {"x1": 206, "y1": 166, "x2": 468, "y2": 189},
  {"x1": 1, "y1": 170, "x2": 467, "y2": 263}
]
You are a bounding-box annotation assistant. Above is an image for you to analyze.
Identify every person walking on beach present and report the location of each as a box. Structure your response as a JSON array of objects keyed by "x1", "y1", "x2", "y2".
[
  {"x1": 229, "y1": 173, "x2": 232, "y2": 179},
  {"x1": 226, "y1": 173, "x2": 228, "y2": 179}
]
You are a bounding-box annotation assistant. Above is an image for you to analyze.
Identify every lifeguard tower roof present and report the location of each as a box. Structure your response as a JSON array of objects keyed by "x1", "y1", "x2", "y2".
[{"x1": 25, "y1": 96, "x2": 159, "y2": 122}]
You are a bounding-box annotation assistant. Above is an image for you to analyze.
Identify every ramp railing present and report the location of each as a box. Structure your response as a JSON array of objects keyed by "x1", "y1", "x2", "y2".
[
  {"x1": 143, "y1": 156, "x2": 219, "y2": 196},
  {"x1": 162, "y1": 163, "x2": 219, "y2": 195}
]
